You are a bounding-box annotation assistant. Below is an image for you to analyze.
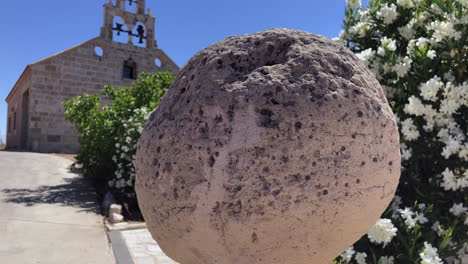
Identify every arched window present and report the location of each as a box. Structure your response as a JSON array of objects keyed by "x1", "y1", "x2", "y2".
[{"x1": 123, "y1": 59, "x2": 137, "y2": 79}]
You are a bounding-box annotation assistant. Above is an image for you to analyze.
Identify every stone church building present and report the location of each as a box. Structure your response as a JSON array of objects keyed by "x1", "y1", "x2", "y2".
[{"x1": 5, "y1": 0, "x2": 179, "y2": 153}]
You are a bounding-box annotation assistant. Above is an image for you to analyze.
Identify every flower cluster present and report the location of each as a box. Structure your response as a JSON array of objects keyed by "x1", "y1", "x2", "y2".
[
  {"x1": 366, "y1": 218, "x2": 397, "y2": 246},
  {"x1": 109, "y1": 107, "x2": 151, "y2": 197},
  {"x1": 335, "y1": 0, "x2": 467, "y2": 263},
  {"x1": 64, "y1": 72, "x2": 173, "y2": 202},
  {"x1": 420, "y1": 242, "x2": 443, "y2": 264}
]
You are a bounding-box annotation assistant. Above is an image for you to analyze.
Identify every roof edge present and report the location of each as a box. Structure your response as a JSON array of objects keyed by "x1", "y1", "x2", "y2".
[
  {"x1": 5, "y1": 37, "x2": 101, "y2": 103},
  {"x1": 5, "y1": 66, "x2": 31, "y2": 103},
  {"x1": 31, "y1": 37, "x2": 100, "y2": 66}
]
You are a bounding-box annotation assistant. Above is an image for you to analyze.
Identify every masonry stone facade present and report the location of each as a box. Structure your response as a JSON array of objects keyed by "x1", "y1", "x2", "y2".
[{"x1": 5, "y1": 0, "x2": 179, "y2": 153}]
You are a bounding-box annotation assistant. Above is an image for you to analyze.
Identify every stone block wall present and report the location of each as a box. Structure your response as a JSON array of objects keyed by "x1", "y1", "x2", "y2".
[
  {"x1": 5, "y1": 68, "x2": 31, "y2": 150},
  {"x1": 6, "y1": 37, "x2": 178, "y2": 153}
]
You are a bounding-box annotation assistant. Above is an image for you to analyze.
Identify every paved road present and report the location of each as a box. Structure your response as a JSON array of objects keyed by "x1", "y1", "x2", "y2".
[{"x1": 0, "y1": 151, "x2": 114, "y2": 264}]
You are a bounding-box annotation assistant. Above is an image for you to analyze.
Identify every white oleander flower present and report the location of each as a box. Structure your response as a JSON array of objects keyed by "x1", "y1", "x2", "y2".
[
  {"x1": 356, "y1": 48, "x2": 376, "y2": 66},
  {"x1": 441, "y1": 137, "x2": 461, "y2": 159},
  {"x1": 390, "y1": 195, "x2": 402, "y2": 219},
  {"x1": 377, "y1": 47, "x2": 385, "y2": 56},
  {"x1": 349, "y1": 22, "x2": 371, "y2": 37},
  {"x1": 440, "y1": 98, "x2": 461, "y2": 115},
  {"x1": 383, "y1": 62, "x2": 393, "y2": 74},
  {"x1": 420, "y1": 242, "x2": 443, "y2": 264},
  {"x1": 379, "y1": 256, "x2": 395, "y2": 264},
  {"x1": 340, "y1": 246, "x2": 355, "y2": 263},
  {"x1": 427, "y1": 21, "x2": 462, "y2": 42},
  {"x1": 440, "y1": 168, "x2": 459, "y2": 191},
  {"x1": 432, "y1": 221, "x2": 442, "y2": 236},
  {"x1": 401, "y1": 118, "x2": 420, "y2": 141},
  {"x1": 420, "y1": 76, "x2": 444, "y2": 101},
  {"x1": 401, "y1": 146, "x2": 412, "y2": 161},
  {"x1": 444, "y1": 72, "x2": 456, "y2": 82},
  {"x1": 367, "y1": 218, "x2": 397, "y2": 246},
  {"x1": 397, "y1": 0, "x2": 414, "y2": 8},
  {"x1": 416, "y1": 37, "x2": 430, "y2": 49},
  {"x1": 392, "y1": 56, "x2": 412, "y2": 77},
  {"x1": 378, "y1": 3, "x2": 399, "y2": 24},
  {"x1": 459, "y1": 144, "x2": 468, "y2": 161},
  {"x1": 430, "y1": 3, "x2": 444, "y2": 15},
  {"x1": 399, "y1": 207, "x2": 417, "y2": 228},
  {"x1": 358, "y1": 9, "x2": 372, "y2": 22},
  {"x1": 449, "y1": 203, "x2": 467, "y2": 217},
  {"x1": 355, "y1": 252, "x2": 367, "y2": 264},
  {"x1": 427, "y1": 50, "x2": 436, "y2": 59},
  {"x1": 346, "y1": 0, "x2": 362, "y2": 9},
  {"x1": 404, "y1": 96, "x2": 426, "y2": 116},
  {"x1": 399, "y1": 208, "x2": 414, "y2": 220},
  {"x1": 381, "y1": 37, "x2": 397, "y2": 52},
  {"x1": 398, "y1": 24, "x2": 415, "y2": 40},
  {"x1": 416, "y1": 212, "x2": 429, "y2": 224}
]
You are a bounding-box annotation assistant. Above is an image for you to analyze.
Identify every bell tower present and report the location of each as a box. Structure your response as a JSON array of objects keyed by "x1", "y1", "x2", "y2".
[{"x1": 100, "y1": 0, "x2": 157, "y2": 48}]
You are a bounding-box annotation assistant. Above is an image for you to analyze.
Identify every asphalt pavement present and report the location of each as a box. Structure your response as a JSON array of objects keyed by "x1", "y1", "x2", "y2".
[{"x1": 0, "y1": 151, "x2": 114, "y2": 264}]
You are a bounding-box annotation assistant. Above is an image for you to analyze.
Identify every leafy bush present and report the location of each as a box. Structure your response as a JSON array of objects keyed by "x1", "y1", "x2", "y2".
[
  {"x1": 332, "y1": 0, "x2": 467, "y2": 263},
  {"x1": 64, "y1": 72, "x2": 173, "y2": 199}
]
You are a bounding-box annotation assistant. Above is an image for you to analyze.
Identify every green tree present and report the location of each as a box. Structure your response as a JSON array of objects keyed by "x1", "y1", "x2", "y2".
[
  {"x1": 0, "y1": 137, "x2": 5, "y2": 150},
  {"x1": 64, "y1": 72, "x2": 174, "y2": 198}
]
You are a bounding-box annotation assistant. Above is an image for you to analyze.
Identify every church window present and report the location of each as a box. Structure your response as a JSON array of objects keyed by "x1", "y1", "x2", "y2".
[
  {"x1": 155, "y1": 58, "x2": 162, "y2": 67},
  {"x1": 94, "y1": 46, "x2": 104, "y2": 56},
  {"x1": 123, "y1": 59, "x2": 137, "y2": 79}
]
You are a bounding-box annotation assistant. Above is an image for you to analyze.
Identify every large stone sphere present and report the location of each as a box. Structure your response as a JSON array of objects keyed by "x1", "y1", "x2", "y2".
[{"x1": 135, "y1": 28, "x2": 400, "y2": 264}]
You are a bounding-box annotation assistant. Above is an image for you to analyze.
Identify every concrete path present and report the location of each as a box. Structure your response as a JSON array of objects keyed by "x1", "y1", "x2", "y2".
[{"x1": 0, "y1": 151, "x2": 114, "y2": 264}]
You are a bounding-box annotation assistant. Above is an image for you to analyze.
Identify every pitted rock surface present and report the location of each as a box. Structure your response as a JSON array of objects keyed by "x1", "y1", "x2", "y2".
[{"x1": 135, "y1": 28, "x2": 400, "y2": 264}]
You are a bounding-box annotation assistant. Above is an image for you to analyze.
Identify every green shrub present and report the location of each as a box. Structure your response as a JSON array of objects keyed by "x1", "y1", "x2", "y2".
[
  {"x1": 333, "y1": 0, "x2": 467, "y2": 263},
  {"x1": 64, "y1": 72, "x2": 174, "y2": 198}
]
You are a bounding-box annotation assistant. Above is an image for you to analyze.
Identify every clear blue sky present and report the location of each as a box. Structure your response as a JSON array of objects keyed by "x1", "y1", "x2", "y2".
[{"x1": 0, "y1": 0, "x2": 370, "y2": 143}]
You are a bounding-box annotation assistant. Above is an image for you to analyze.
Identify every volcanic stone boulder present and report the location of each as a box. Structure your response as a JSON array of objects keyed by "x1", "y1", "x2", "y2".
[{"x1": 135, "y1": 28, "x2": 400, "y2": 264}]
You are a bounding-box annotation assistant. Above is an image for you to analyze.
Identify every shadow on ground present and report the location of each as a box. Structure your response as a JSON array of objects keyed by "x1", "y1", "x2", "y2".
[{"x1": 1, "y1": 170, "x2": 101, "y2": 214}]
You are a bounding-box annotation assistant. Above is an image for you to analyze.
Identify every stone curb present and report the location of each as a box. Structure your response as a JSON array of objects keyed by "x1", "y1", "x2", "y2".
[
  {"x1": 105, "y1": 220, "x2": 147, "y2": 232},
  {"x1": 107, "y1": 222, "x2": 147, "y2": 264},
  {"x1": 109, "y1": 231, "x2": 135, "y2": 264}
]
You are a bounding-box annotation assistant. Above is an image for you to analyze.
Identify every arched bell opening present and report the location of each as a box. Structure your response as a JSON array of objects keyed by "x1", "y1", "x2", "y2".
[
  {"x1": 132, "y1": 22, "x2": 147, "y2": 48},
  {"x1": 112, "y1": 16, "x2": 129, "y2": 44},
  {"x1": 125, "y1": 0, "x2": 137, "y2": 13}
]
